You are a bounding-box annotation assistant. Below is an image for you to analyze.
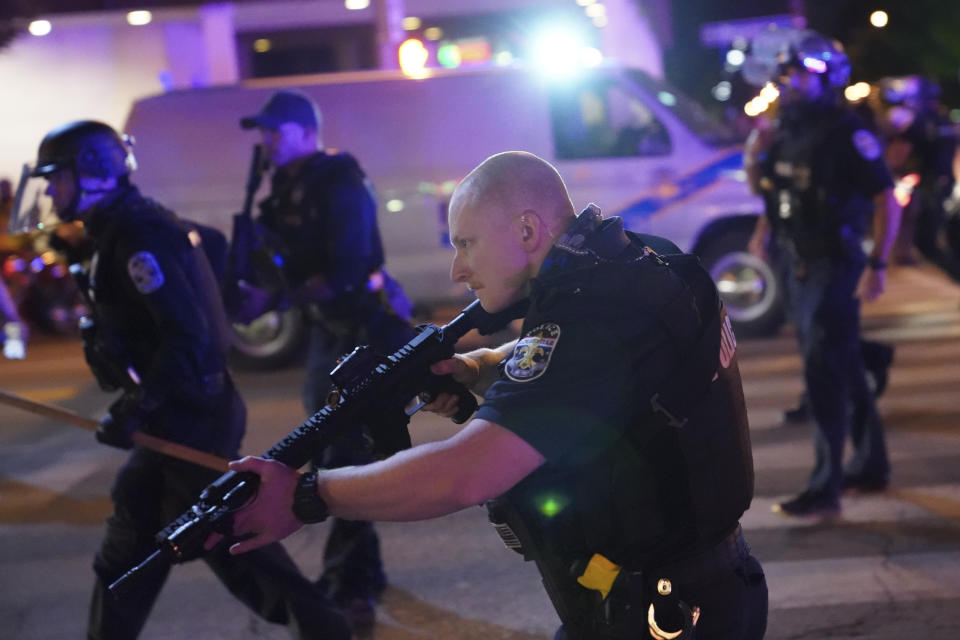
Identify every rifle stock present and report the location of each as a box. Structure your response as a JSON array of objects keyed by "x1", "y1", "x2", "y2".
[{"x1": 109, "y1": 298, "x2": 525, "y2": 597}]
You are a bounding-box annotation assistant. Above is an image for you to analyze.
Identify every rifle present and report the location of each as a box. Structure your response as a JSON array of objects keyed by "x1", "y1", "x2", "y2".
[
  {"x1": 109, "y1": 298, "x2": 525, "y2": 596},
  {"x1": 224, "y1": 144, "x2": 288, "y2": 308}
]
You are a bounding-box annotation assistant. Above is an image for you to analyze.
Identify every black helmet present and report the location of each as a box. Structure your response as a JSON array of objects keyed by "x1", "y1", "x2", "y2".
[
  {"x1": 32, "y1": 120, "x2": 136, "y2": 179},
  {"x1": 743, "y1": 28, "x2": 850, "y2": 90}
]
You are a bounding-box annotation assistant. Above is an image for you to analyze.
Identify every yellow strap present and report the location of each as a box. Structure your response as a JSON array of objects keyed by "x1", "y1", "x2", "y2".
[{"x1": 576, "y1": 553, "x2": 621, "y2": 599}]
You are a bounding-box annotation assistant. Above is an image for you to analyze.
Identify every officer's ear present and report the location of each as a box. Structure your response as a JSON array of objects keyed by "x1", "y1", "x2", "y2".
[{"x1": 518, "y1": 211, "x2": 538, "y2": 247}]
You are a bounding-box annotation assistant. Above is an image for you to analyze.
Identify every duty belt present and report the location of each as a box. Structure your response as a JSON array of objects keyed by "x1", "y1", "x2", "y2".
[{"x1": 642, "y1": 525, "x2": 748, "y2": 584}]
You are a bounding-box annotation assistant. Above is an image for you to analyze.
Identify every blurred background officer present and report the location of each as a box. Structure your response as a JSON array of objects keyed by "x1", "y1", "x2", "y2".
[
  {"x1": 237, "y1": 89, "x2": 415, "y2": 629},
  {"x1": 218, "y1": 151, "x2": 768, "y2": 640},
  {"x1": 20, "y1": 120, "x2": 350, "y2": 640},
  {"x1": 744, "y1": 30, "x2": 901, "y2": 519},
  {"x1": 0, "y1": 274, "x2": 27, "y2": 359},
  {"x1": 876, "y1": 76, "x2": 960, "y2": 279}
]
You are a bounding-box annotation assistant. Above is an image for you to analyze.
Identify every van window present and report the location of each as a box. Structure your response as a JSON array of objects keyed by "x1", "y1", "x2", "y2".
[
  {"x1": 624, "y1": 70, "x2": 741, "y2": 147},
  {"x1": 549, "y1": 79, "x2": 671, "y2": 160}
]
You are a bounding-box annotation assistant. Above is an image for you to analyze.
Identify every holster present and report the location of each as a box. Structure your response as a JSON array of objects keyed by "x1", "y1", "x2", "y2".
[{"x1": 486, "y1": 497, "x2": 592, "y2": 632}]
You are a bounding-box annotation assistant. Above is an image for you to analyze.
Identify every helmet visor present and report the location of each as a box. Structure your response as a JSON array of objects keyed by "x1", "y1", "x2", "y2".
[{"x1": 6, "y1": 164, "x2": 58, "y2": 235}]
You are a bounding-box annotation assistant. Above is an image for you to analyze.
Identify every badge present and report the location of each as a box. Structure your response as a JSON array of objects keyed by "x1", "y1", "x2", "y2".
[
  {"x1": 127, "y1": 251, "x2": 165, "y2": 294},
  {"x1": 504, "y1": 323, "x2": 561, "y2": 382},
  {"x1": 852, "y1": 129, "x2": 881, "y2": 161}
]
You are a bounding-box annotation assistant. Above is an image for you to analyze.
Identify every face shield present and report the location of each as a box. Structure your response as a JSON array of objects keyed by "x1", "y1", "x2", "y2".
[{"x1": 5, "y1": 163, "x2": 59, "y2": 236}]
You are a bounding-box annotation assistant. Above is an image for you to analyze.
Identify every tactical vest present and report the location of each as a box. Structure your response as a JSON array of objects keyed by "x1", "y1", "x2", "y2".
[
  {"x1": 487, "y1": 232, "x2": 754, "y2": 635},
  {"x1": 762, "y1": 105, "x2": 873, "y2": 260},
  {"x1": 258, "y1": 151, "x2": 384, "y2": 290}
]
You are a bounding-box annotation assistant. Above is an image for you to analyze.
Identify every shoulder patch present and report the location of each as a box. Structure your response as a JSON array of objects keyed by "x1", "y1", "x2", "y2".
[
  {"x1": 852, "y1": 129, "x2": 882, "y2": 161},
  {"x1": 504, "y1": 323, "x2": 561, "y2": 382},
  {"x1": 127, "y1": 251, "x2": 165, "y2": 294}
]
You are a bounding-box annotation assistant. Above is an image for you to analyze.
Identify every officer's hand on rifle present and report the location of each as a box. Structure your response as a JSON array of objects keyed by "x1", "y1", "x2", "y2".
[
  {"x1": 421, "y1": 343, "x2": 516, "y2": 418},
  {"x1": 420, "y1": 356, "x2": 479, "y2": 418},
  {"x1": 203, "y1": 456, "x2": 304, "y2": 555},
  {"x1": 95, "y1": 389, "x2": 151, "y2": 450}
]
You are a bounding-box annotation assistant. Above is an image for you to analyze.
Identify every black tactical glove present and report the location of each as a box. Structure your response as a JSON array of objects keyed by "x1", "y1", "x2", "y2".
[{"x1": 96, "y1": 390, "x2": 152, "y2": 450}]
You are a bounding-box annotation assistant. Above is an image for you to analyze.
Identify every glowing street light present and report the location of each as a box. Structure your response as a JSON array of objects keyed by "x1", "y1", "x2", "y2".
[
  {"x1": 126, "y1": 10, "x2": 152, "y2": 26},
  {"x1": 870, "y1": 10, "x2": 889, "y2": 28},
  {"x1": 398, "y1": 38, "x2": 429, "y2": 77},
  {"x1": 29, "y1": 20, "x2": 52, "y2": 36}
]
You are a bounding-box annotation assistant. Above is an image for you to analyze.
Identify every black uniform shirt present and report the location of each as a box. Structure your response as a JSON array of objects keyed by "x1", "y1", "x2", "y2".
[
  {"x1": 476, "y1": 208, "x2": 684, "y2": 465},
  {"x1": 83, "y1": 187, "x2": 235, "y2": 447}
]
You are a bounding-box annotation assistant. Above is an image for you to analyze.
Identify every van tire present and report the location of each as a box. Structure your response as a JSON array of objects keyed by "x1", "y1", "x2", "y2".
[
  {"x1": 228, "y1": 306, "x2": 308, "y2": 370},
  {"x1": 698, "y1": 227, "x2": 785, "y2": 338}
]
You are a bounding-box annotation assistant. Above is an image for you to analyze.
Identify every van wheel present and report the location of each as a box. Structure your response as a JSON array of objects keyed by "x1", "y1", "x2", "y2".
[
  {"x1": 699, "y1": 228, "x2": 784, "y2": 338},
  {"x1": 229, "y1": 307, "x2": 307, "y2": 370}
]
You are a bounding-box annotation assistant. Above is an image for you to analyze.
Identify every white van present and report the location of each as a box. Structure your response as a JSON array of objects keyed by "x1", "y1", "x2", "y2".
[{"x1": 124, "y1": 64, "x2": 782, "y2": 367}]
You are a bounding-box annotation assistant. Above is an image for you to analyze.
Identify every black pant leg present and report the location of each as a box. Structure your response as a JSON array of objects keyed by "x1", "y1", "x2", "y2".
[{"x1": 88, "y1": 451, "x2": 171, "y2": 640}]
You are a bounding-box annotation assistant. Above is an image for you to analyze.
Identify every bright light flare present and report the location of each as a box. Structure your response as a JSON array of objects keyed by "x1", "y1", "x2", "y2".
[
  {"x1": 126, "y1": 10, "x2": 152, "y2": 26},
  {"x1": 532, "y1": 29, "x2": 597, "y2": 74},
  {"x1": 29, "y1": 20, "x2": 52, "y2": 36},
  {"x1": 802, "y1": 56, "x2": 827, "y2": 74},
  {"x1": 870, "y1": 10, "x2": 889, "y2": 28},
  {"x1": 584, "y1": 3, "x2": 606, "y2": 18},
  {"x1": 844, "y1": 81, "x2": 871, "y2": 102},
  {"x1": 745, "y1": 86, "x2": 779, "y2": 117},
  {"x1": 345, "y1": 0, "x2": 370, "y2": 10},
  {"x1": 726, "y1": 49, "x2": 746, "y2": 67},
  {"x1": 398, "y1": 38, "x2": 429, "y2": 77},
  {"x1": 759, "y1": 83, "x2": 780, "y2": 102}
]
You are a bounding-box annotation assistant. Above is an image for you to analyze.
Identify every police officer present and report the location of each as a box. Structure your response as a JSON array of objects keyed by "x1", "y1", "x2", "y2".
[
  {"x1": 238, "y1": 89, "x2": 416, "y2": 628},
  {"x1": 744, "y1": 31, "x2": 902, "y2": 518},
  {"x1": 881, "y1": 76, "x2": 960, "y2": 279},
  {"x1": 216, "y1": 151, "x2": 769, "y2": 639},
  {"x1": 27, "y1": 120, "x2": 351, "y2": 640}
]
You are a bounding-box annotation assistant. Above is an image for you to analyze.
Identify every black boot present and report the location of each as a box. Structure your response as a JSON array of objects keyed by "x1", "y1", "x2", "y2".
[
  {"x1": 861, "y1": 341, "x2": 894, "y2": 397},
  {"x1": 782, "y1": 392, "x2": 810, "y2": 425}
]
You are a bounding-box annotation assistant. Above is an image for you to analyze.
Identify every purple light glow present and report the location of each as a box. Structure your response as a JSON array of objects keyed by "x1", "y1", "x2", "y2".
[{"x1": 802, "y1": 56, "x2": 827, "y2": 74}]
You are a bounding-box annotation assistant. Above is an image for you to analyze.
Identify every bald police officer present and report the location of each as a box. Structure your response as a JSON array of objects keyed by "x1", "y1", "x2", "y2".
[{"x1": 215, "y1": 151, "x2": 768, "y2": 639}]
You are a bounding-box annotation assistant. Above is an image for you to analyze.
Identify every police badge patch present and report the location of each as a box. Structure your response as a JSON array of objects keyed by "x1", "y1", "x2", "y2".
[
  {"x1": 505, "y1": 323, "x2": 561, "y2": 382},
  {"x1": 852, "y1": 129, "x2": 881, "y2": 161},
  {"x1": 127, "y1": 251, "x2": 165, "y2": 294}
]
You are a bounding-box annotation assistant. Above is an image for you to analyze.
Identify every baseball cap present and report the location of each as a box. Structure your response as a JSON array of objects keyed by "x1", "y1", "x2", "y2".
[{"x1": 240, "y1": 90, "x2": 321, "y2": 130}]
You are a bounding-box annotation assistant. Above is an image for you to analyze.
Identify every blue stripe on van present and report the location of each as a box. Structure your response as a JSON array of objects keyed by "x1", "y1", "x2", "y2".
[{"x1": 616, "y1": 149, "x2": 745, "y2": 223}]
